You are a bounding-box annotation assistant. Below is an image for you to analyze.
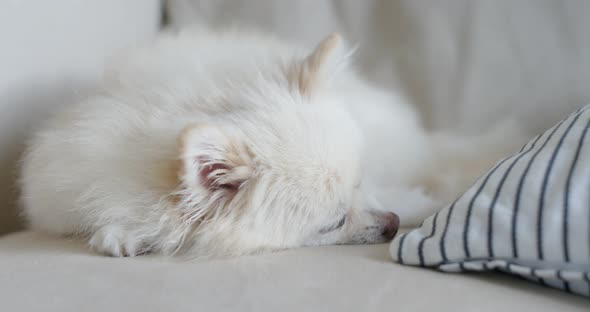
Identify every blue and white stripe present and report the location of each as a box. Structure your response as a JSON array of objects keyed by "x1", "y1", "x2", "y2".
[{"x1": 390, "y1": 105, "x2": 590, "y2": 297}]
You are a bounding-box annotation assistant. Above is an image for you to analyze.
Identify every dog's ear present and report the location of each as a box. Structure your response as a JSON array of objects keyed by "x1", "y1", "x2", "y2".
[
  {"x1": 288, "y1": 32, "x2": 348, "y2": 97},
  {"x1": 177, "y1": 124, "x2": 254, "y2": 193}
]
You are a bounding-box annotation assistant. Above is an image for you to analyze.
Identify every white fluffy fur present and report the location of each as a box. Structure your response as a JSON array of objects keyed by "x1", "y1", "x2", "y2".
[{"x1": 19, "y1": 27, "x2": 524, "y2": 258}]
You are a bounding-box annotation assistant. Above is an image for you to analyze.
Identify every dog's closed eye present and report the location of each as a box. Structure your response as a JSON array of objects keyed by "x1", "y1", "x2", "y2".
[{"x1": 319, "y1": 215, "x2": 346, "y2": 234}]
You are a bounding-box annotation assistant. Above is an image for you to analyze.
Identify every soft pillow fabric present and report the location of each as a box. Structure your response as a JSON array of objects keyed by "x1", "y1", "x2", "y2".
[{"x1": 390, "y1": 105, "x2": 590, "y2": 297}]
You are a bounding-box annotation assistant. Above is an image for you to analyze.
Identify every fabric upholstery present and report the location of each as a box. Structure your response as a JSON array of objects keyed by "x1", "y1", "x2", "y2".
[{"x1": 0, "y1": 232, "x2": 588, "y2": 311}]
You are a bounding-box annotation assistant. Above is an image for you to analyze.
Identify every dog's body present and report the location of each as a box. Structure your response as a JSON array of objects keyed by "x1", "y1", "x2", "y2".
[{"x1": 20, "y1": 28, "x2": 522, "y2": 257}]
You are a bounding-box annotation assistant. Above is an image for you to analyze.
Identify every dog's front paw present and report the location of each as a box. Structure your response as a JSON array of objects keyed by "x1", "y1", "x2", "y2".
[{"x1": 88, "y1": 226, "x2": 145, "y2": 257}]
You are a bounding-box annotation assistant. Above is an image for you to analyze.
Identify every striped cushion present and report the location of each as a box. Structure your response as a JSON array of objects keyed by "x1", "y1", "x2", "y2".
[{"x1": 390, "y1": 105, "x2": 590, "y2": 297}]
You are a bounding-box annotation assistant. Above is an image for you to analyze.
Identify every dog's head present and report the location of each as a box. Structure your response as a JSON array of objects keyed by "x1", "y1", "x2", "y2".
[{"x1": 175, "y1": 33, "x2": 399, "y2": 256}]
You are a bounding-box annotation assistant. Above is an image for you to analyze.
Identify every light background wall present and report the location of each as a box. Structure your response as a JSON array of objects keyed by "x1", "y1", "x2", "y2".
[{"x1": 0, "y1": 0, "x2": 161, "y2": 235}]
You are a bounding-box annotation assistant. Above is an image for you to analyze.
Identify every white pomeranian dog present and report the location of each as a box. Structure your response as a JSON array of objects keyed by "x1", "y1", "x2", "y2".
[{"x1": 19, "y1": 27, "x2": 523, "y2": 257}]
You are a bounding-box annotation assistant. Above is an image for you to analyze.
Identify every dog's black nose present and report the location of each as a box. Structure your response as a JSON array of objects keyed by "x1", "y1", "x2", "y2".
[{"x1": 381, "y1": 212, "x2": 400, "y2": 240}]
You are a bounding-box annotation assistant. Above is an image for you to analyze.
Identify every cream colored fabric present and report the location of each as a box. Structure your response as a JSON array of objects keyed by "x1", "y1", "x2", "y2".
[
  {"x1": 0, "y1": 231, "x2": 587, "y2": 311},
  {"x1": 168, "y1": 0, "x2": 590, "y2": 134}
]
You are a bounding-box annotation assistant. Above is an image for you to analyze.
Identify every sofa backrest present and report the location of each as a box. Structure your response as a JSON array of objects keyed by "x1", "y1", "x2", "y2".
[{"x1": 168, "y1": 0, "x2": 590, "y2": 134}]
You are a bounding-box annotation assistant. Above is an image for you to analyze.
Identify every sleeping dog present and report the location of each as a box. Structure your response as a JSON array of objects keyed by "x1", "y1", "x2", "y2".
[{"x1": 20, "y1": 28, "x2": 522, "y2": 257}]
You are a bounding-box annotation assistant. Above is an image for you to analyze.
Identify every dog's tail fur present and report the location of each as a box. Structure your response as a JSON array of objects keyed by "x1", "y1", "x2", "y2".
[{"x1": 425, "y1": 119, "x2": 529, "y2": 204}]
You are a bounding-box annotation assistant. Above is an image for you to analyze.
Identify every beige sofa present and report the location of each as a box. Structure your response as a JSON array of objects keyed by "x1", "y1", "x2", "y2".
[{"x1": 1, "y1": 1, "x2": 588, "y2": 310}]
